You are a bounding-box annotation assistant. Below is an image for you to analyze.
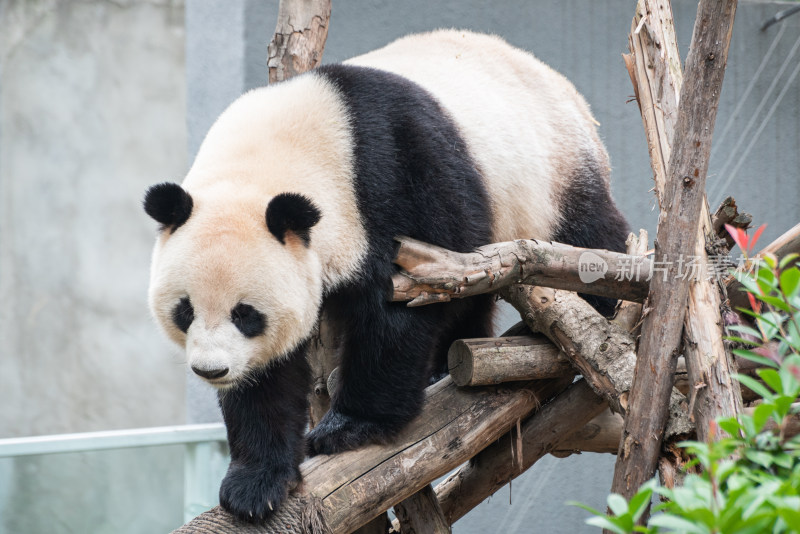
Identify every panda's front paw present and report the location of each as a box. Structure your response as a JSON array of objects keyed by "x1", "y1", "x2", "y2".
[
  {"x1": 306, "y1": 410, "x2": 396, "y2": 456},
  {"x1": 218, "y1": 461, "x2": 299, "y2": 523}
]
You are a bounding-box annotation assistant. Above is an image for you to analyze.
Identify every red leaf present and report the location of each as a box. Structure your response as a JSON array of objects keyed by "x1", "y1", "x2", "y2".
[
  {"x1": 747, "y1": 292, "x2": 762, "y2": 314},
  {"x1": 725, "y1": 224, "x2": 749, "y2": 252},
  {"x1": 748, "y1": 224, "x2": 767, "y2": 253}
]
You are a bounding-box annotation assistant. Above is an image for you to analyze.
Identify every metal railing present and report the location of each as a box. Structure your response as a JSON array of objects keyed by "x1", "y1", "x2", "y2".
[{"x1": 0, "y1": 423, "x2": 230, "y2": 523}]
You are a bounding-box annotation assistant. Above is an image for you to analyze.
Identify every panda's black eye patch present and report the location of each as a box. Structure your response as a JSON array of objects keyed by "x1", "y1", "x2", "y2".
[
  {"x1": 172, "y1": 297, "x2": 194, "y2": 333},
  {"x1": 231, "y1": 303, "x2": 266, "y2": 338}
]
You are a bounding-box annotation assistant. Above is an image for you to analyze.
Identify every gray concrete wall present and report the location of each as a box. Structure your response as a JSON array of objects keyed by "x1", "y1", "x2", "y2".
[
  {"x1": 0, "y1": 0, "x2": 798, "y2": 532},
  {"x1": 0, "y1": 1, "x2": 187, "y2": 532}
]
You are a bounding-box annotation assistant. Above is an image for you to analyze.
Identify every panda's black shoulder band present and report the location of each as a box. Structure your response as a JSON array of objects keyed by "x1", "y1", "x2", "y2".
[
  {"x1": 266, "y1": 193, "x2": 321, "y2": 246},
  {"x1": 143, "y1": 182, "x2": 193, "y2": 231}
]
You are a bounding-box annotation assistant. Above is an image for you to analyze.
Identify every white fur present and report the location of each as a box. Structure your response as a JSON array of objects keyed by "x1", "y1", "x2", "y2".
[
  {"x1": 348, "y1": 29, "x2": 609, "y2": 241},
  {"x1": 149, "y1": 75, "x2": 365, "y2": 385}
]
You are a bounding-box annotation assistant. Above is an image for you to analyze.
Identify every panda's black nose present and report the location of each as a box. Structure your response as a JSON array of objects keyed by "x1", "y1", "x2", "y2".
[{"x1": 191, "y1": 366, "x2": 229, "y2": 380}]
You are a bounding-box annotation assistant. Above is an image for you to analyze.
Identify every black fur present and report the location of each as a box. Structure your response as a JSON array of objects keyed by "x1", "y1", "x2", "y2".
[
  {"x1": 217, "y1": 342, "x2": 310, "y2": 523},
  {"x1": 266, "y1": 193, "x2": 322, "y2": 246},
  {"x1": 305, "y1": 65, "x2": 495, "y2": 455},
  {"x1": 143, "y1": 182, "x2": 193, "y2": 231},
  {"x1": 231, "y1": 303, "x2": 267, "y2": 338},
  {"x1": 172, "y1": 297, "x2": 194, "y2": 333},
  {"x1": 551, "y1": 157, "x2": 630, "y2": 316}
]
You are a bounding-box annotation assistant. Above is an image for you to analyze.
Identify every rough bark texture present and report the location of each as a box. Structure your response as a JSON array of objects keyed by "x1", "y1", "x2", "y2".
[
  {"x1": 611, "y1": 0, "x2": 738, "y2": 503},
  {"x1": 393, "y1": 485, "x2": 451, "y2": 534},
  {"x1": 267, "y1": 0, "x2": 331, "y2": 84},
  {"x1": 392, "y1": 237, "x2": 651, "y2": 306},
  {"x1": 434, "y1": 378, "x2": 602, "y2": 524},
  {"x1": 175, "y1": 377, "x2": 559, "y2": 534},
  {"x1": 447, "y1": 335, "x2": 569, "y2": 386}
]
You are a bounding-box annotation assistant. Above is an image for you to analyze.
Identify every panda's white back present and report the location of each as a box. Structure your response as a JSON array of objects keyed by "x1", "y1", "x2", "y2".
[{"x1": 347, "y1": 29, "x2": 609, "y2": 243}]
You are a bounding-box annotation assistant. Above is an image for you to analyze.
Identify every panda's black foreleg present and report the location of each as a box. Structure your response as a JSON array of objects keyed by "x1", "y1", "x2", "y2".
[
  {"x1": 217, "y1": 342, "x2": 310, "y2": 523},
  {"x1": 306, "y1": 296, "x2": 445, "y2": 456}
]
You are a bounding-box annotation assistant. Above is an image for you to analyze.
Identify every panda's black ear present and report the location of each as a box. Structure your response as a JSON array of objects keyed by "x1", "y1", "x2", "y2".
[
  {"x1": 266, "y1": 193, "x2": 321, "y2": 246},
  {"x1": 143, "y1": 182, "x2": 193, "y2": 231}
]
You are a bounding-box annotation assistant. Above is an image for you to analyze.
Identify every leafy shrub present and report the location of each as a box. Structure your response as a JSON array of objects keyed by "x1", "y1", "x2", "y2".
[{"x1": 572, "y1": 225, "x2": 800, "y2": 533}]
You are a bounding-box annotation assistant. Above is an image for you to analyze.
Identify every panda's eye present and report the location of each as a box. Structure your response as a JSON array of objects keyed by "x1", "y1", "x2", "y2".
[
  {"x1": 172, "y1": 297, "x2": 194, "y2": 333},
  {"x1": 231, "y1": 303, "x2": 266, "y2": 338}
]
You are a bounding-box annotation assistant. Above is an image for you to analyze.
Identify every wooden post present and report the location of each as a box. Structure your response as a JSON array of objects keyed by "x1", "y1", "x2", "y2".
[
  {"x1": 394, "y1": 485, "x2": 451, "y2": 534},
  {"x1": 611, "y1": 0, "x2": 738, "y2": 507},
  {"x1": 267, "y1": 0, "x2": 332, "y2": 84},
  {"x1": 625, "y1": 0, "x2": 743, "y2": 445}
]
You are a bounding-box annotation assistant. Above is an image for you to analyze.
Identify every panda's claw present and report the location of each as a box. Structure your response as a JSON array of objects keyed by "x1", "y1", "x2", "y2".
[{"x1": 218, "y1": 461, "x2": 298, "y2": 523}]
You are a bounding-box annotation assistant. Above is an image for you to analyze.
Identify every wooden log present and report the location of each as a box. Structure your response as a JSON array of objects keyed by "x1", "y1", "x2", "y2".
[
  {"x1": 175, "y1": 377, "x2": 559, "y2": 534},
  {"x1": 447, "y1": 335, "x2": 569, "y2": 386},
  {"x1": 391, "y1": 237, "x2": 651, "y2": 306},
  {"x1": 448, "y1": 330, "x2": 765, "y2": 403},
  {"x1": 626, "y1": 0, "x2": 743, "y2": 447},
  {"x1": 267, "y1": 0, "x2": 331, "y2": 84},
  {"x1": 393, "y1": 484, "x2": 451, "y2": 534},
  {"x1": 435, "y1": 378, "x2": 604, "y2": 524},
  {"x1": 554, "y1": 403, "x2": 800, "y2": 457},
  {"x1": 611, "y1": 0, "x2": 738, "y2": 503}
]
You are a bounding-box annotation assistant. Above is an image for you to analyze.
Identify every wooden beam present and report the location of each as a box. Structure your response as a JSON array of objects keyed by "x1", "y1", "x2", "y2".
[
  {"x1": 435, "y1": 378, "x2": 603, "y2": 524},
  {"x1": 174, "y1": 377, "x2": 560, "y2": 533},
  {"x1": 391, "y1": 237, "x2": 651, "y2": 306},
  {"x1": 611, "y1": 0, "x2": 738, "y2": 504}
]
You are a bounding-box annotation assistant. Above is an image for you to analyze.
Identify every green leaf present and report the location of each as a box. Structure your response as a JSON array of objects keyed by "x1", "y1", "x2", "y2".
[
  {"x1": 586, "y1": 516, "x2": 627, "y2": 534},
  {"x1": 758, "y1": 295, "x2": 792, "y2": 312},
  {"x1": 734, "y1": 373, "x2": 774, "y2": 399},
  {"x1": 778, "y1": 508, "x2": 800, "y2": 531},
  {"x1": 778, "y1": 254, "x2": 799, "y2": 270},
  {"x1": 732, "y1": 349, "x2": 778, "y2": 368},
  {"x1": 743, "y1": 449, "x2": 774, "y2": 468},
  {"x1": 568, "y1": 501, "x2": 605, "y2": 517},
  {"x1": 607, "y1": 493, "x2": 630, "y2": 517},
  {"x1": 756, "y1": 368, "x2": 783, "y2": 394},
  {"x1": 648, "y1": 514, "x2": 709, "y2": 533},
  {"x1": 752, "y1": 402, "x2": 775, "y2": 432},
  {"x1": 717, "y1": 417, "x2": 743, "y2": 437},
  {"x1": 628, "y1": 487, "x2": 654, "y2": 522},
  {"x1": 780, "y1": 267, "x2": 800, "y2": 298},
  {"x1": 727, "y1": 324, "x2": 764, "y2": 339}
]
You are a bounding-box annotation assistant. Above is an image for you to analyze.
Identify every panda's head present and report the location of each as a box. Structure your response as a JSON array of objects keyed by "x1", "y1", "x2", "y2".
[{"x1": 144, "y1": 182, "x2": 323, "y2": 388}]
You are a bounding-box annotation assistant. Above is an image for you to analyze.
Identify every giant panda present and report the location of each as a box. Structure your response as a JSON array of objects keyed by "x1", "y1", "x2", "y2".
[{"x1": 144, "y1": 30, "x2": 629, "y2": 522}]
